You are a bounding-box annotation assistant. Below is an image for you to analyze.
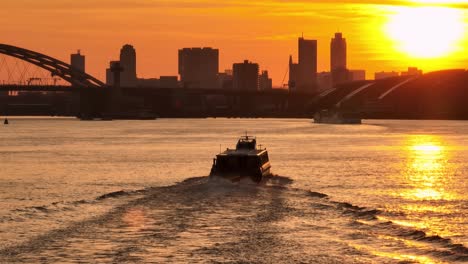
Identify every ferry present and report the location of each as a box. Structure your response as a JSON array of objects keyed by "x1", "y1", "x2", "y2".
[
  {"x1": 314, "y1": 109, "x2": 362, "y2": 124},
  {"x1": 210, "y1": 135, "x2": 272, "y2": 183}
]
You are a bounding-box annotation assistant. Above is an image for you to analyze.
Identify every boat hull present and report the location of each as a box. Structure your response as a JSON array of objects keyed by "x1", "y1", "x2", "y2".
[{"x1": 210, "y1": 163, "x2": 271, "y2": 183}]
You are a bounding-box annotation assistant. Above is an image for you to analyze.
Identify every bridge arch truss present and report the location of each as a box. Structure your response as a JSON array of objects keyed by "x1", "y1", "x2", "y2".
[{"x1": 0, "y1": 44, "x2": 105, "y2": 88}]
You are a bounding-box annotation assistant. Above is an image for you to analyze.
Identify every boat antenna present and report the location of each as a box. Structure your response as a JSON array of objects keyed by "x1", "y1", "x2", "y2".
[{"x1": 219, "y1": 144, "x2": 222, "y2": 154}]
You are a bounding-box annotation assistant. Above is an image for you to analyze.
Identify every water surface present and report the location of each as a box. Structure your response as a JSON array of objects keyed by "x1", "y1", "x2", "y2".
[{"x1": 0, "y1": 118, "x2": 466, "y2": 263}]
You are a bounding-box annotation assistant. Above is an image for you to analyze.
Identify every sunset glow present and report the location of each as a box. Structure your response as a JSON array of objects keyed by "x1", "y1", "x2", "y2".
[
  {"x1": 0, "y1": 1, "x2": 467, "y2": 84},
  {"x1": 385, "y1": 6, "x2": 465, "y2": 58}
]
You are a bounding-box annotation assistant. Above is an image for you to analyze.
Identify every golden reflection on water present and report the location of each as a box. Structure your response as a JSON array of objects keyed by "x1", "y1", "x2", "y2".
[
  {"x1": 350, "y1": 243, "x2": 439, "y2": 264},
  {"x1": 402, "y1": 135, "x2": 457, "y2": 201}
]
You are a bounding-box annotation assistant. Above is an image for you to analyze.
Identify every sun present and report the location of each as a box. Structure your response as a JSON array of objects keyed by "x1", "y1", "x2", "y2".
[{"x1": 384, "y1": 6, "x2": 465, "y2": 58}]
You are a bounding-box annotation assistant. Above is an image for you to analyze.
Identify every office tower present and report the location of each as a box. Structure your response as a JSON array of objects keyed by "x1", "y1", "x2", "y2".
[
  {"x1": 120, "y1": 44, "x2": 137, "y2": 87},
  {"x1": 289, "y1": 37, "x2": 318, "y2": 93},
  {"x1": 232, "y1": 60, "x2": 259, "y2": 91},
  {"x1": 331, "y1": 33, "x2": 349, "y2": 85},
  {"x1": 70, "y1": 50, "x2": 85, "y2": 72},
  {"x1": 178, "y1": 48, "x2": 219, "y2": 88},
  {"x1": 298, "y1": 37, "x2": 317, "y2": 91},
  {"x1": 331, "y1": 33, "x2": 347, "y2": 71},
  {"x1": 259, "y1": 71, "x2": 272, "y2": 91}
]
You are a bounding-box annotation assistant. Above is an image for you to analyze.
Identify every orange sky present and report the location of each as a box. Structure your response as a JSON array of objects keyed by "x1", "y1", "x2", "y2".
[{"x1": 0, "y1": 0, "x2": 467, "y2": 86}]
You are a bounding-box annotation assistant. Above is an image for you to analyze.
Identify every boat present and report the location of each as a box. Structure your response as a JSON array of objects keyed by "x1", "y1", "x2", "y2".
[
  {"x1": 210, "y1": 135, "x2": 272, "y2": 183},
  {"x1": 3, "y1": 118, "x2": 8, "y2": 125},
  {"x1": 314, "y1": 109, "x2": 361, "y2": 124}
]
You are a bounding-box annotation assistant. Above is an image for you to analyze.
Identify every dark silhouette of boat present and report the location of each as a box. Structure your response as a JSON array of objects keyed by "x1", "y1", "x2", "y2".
[
  {"x1": 314, "y1": 109, "x2": 361, "y2": 124},
  {"x1": 210, "y1": 135, "x2": 272, "y2": 183},
  {"x1": 3, "y1": 118, "x2": 8, "y2": 125}
]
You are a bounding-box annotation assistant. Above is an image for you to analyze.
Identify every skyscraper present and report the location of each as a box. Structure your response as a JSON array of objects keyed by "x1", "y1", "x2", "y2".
[
  {"x1": 331, "y1": 33, "x2": 349, "y2": 85},
  {"x1": 232, "y1": 60, "x2": 259, "y2": 91},
  {"x1": 298, "y1": 37, "x2": 317, "y2": 92},
  {"x1": 178, "y1": 48, "x2": 219, "y2": 89},
  {"x1": 289, "y1": 37, "x2": 317, "y2": 93},
  {"x1": 331, "y1": 33, "x2": 347, "y2": 71},
  {"x1": 70, "y1": 50, "x2": 85, "y2": 72},
  {"x1": 120, "y1": 44, "x2": 137, "y2": 87}
]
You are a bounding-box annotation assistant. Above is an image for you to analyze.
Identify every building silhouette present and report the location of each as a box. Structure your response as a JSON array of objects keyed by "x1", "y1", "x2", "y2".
[
  {"x1": 331, "y1": 32, "x2": 349, "y2": 85},
  {"x1": 288, "y1": 55, "x2": 299, "y2": 90},
  {"x1": 178, "y1": 48, "x2": 219, "y2": 89},
  {"x1": 259, "y1": 71, "x2": 272, "y2": 91},
  {"x1": 217, "y1": 69, "x2": 233, "y2": 89},
  {"x1": 375, "y1": 71, "x2": 399, "y2": 80},
  {"x1": 70, "y1": 50, "x2": 85, "y2": 72},
  {"x1": 349, "y1": 70, "x2": 366, "y2": 81},
  {"x1": 233, "y1": 60, "x2": 259, "y2": 91},
  {"x1": 137, "y1": 76, "x2": 179, "y2": 88},
  {"x1": 401, "y1": 67, "x2": 423, "y2": 76},
  {"x1": 120, "y1": 45, "x2": 138, "y2": 87},
  {"x1": 317, "y1": 71, "x2": 332, "y2": 92},
  {"x1": 289, "y1": 37, "x2": 317, "y2": 93},
  {"x1": 106, "y1": 61, "x2": 120, "y2": 86}
]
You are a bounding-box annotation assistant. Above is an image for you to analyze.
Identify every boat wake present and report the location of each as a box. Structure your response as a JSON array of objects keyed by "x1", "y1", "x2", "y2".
[{"x1": 0, "y1": 176, "x2": 466, "y2": 263}]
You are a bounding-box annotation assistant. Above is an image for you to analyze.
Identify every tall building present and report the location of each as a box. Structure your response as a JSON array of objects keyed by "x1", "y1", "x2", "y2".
[
  {"x1": 120, "y1": 44, "x2": 137, "y2": 87},
  {"x1": 233, "y1": 60, "x2": 259, "y2": 91},
  {"x1": 289, "y1": 37, "x2": 317, "y2": 93},
  {"x1": 331, "y1": 32, "x2": 348, "y2": 85},
  {"x1": 178, "y1": 48, "x2": 219, "y2": 89},
  {"x1": 259, "y1": 71, "x2": 273, "y2": 91},
  {"x1": 331, "y1": 33, "x2": 347, "y2": 72},
  {"x1": 70, "y1": 50, "x2": 85, "y2": 72}
]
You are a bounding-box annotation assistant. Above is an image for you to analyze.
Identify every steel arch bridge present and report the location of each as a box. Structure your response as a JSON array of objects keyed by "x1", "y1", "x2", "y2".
[{"x1": 0, "y1": 44, "x2": 105, "y2": 88}]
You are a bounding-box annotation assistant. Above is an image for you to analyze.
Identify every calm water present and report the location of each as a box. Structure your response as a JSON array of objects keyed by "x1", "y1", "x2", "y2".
[{"x1": 0, "y1": 118, "x2": 466, "y2": 263}]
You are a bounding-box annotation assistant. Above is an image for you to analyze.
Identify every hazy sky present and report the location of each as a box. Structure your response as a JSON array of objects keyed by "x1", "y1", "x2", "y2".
[{"x1": 1, "y1": 0, "x2": 467, "y2": 85}]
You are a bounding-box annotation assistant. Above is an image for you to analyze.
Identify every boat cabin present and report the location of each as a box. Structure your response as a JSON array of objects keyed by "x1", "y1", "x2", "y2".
[{"x1": 210, "y1": 136, "x2": 271, "y2": 182}]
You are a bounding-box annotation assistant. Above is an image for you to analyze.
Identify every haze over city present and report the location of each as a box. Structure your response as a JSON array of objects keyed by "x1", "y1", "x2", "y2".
[{"x1": 1, "y1": 0, "x2": 467, "y2": 85}]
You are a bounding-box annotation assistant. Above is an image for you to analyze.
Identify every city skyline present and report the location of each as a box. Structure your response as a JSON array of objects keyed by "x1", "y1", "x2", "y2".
[{"x1": 0, "y1": 1, "x2": 467, "y2": 86}]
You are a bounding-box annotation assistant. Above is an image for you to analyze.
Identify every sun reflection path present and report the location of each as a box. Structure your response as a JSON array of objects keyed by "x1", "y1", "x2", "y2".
[{"x1": 403, "y1": 136, "x2": 456, "y2": 201}]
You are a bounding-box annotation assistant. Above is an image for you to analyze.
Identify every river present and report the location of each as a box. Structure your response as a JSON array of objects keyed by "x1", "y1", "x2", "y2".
[{"x1": 0, "y1": 118, "x2": 466, "y2": 263}]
